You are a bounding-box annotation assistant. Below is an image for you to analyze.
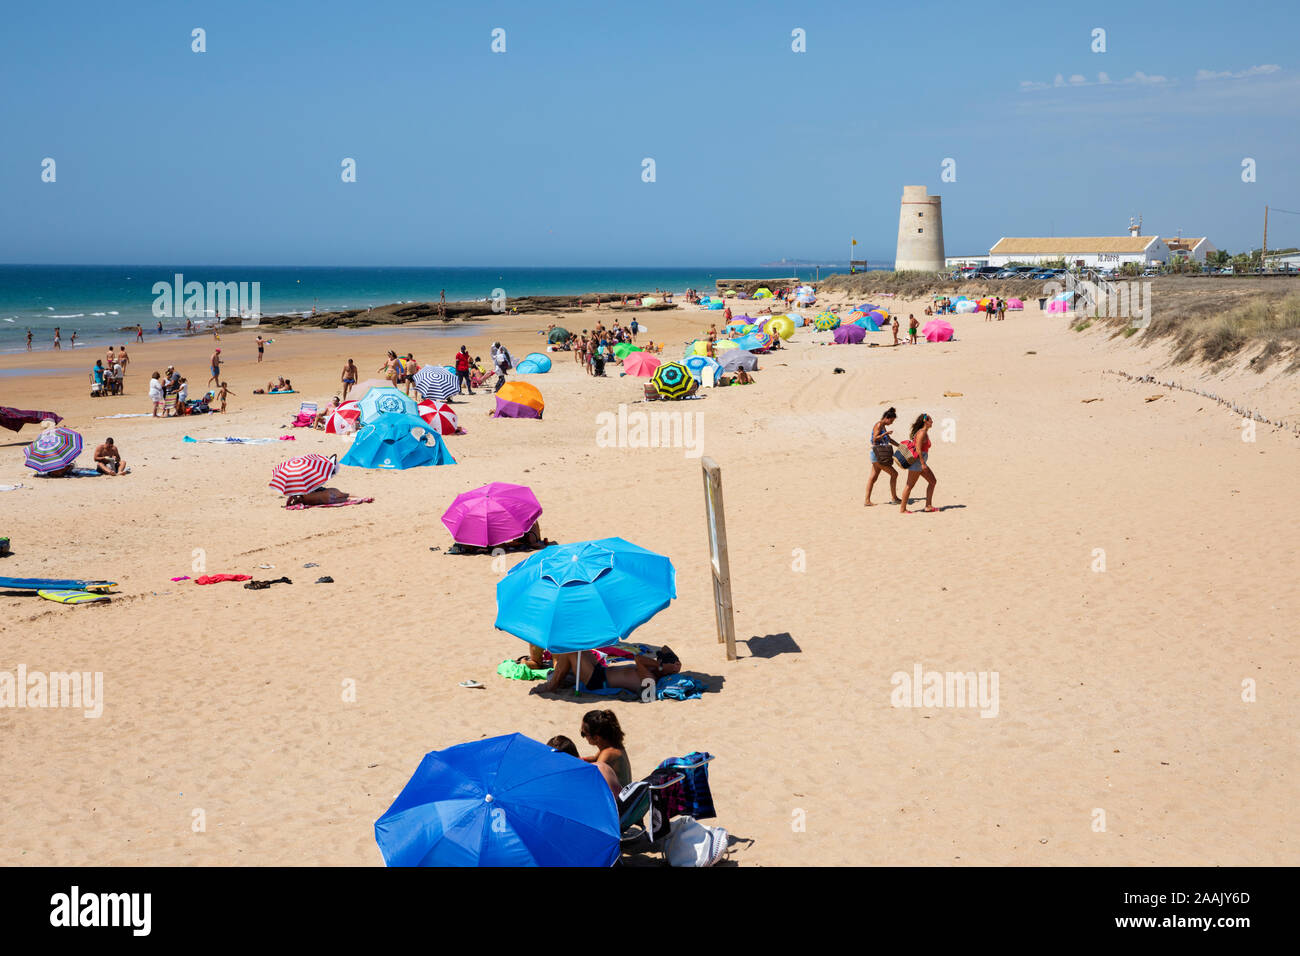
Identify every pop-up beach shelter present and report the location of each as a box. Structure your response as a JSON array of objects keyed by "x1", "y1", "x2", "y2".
[
  {"x1": 374, "y1": 733, "x2": 619, "y2": 867},
  {"x1": 341, "y1": 413, "x2": 456, "y2": 469},
  {"x1": 515, "y1": 353, "x2": 552, "y2": 374},
  {"x1": 494, "y1": 382, "x2": 545, "y2": 419}
]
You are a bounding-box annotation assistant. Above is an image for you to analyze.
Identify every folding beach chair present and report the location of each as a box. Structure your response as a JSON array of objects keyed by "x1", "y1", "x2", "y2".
[
  {"x1": 469, "y1": 368, "x2": 496, "y2": 390},
  {"x1": 89, "y1": 372, "x2": 103, "y2": 397},
  {"x1": 700, "y1": 366, "x2": 717, "y2": 388},
  {"x1": 298, "y1": 401, "x2": 318, "y2": 419},
  {"x1": 618, "y1": 753, "x2": 716, "y2": 861}
]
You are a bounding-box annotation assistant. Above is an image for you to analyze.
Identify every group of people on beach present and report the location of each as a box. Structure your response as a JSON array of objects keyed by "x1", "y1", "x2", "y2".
[
  {"x1": 546, "y1": 711, "x2": 632, "y2": 799},
  {"x1": 866, "y1": 407, "x2": 939, "y2": 513}
]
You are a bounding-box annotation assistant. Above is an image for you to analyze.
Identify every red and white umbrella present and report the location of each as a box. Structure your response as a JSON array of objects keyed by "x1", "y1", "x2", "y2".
[
  {"x1": 324, "y1": 400, "x2": 361, "y2": 434},
  {"x1": 269, "y1": 454, "x2": 338, "y2": 495},
  {"x1": 419, "y1": 400, "x2": 460, "y2": 436}
]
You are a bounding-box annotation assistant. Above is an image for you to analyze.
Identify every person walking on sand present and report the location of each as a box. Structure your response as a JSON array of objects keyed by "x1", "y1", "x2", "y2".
[
  {"x1": 341, "y1": 358, "x2": 358, "y2": 400},
  {"x1": 891, "y1": 314, "x2": 900, "y2": 346},
  {"x1": 256, "y1": 334, "x2": 264, "y2": 362},
  {"x1": 118, "y1": 345, "x2": 130, "y2": 367},
  {"x1": 135, "y1": 324, "x2": 144, "y2": 343},
  {"x1": 217, "y1": 381, "x2": 233, "y2": 413},
  {"x1": 208, "y1": 348, "x2": 222, "y2": 387},
  {"x1": 866, "y1": 407, "x2": 903, "y2": 506},
  {"x1": 898, "y1": 413, "x2": 938, "y2": 514},
  {"x1": 53, "y1": 327, "x2": 61, "y2": 350}
]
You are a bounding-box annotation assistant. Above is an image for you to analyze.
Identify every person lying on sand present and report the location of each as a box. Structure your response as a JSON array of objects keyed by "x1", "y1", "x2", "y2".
[
  {"x1": 448, "y1": 521, "x2": 555, "y2": 555},
  {"x1": 286, "y1": 487, "x2": 352, "y2": 507},
  {"x1": 531, "y1": 646, "x2": 681, "y2": 698}
]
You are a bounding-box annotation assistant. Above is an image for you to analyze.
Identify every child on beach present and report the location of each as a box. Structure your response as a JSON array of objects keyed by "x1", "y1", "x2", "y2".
[{"x1": 218, "y1": 382, "x2": 233, "y2": 413}]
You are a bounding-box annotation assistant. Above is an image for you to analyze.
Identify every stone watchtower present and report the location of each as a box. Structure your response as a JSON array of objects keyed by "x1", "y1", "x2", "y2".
[{"x1": 894, "y1": 185, "x2": 945, "y2": 272}]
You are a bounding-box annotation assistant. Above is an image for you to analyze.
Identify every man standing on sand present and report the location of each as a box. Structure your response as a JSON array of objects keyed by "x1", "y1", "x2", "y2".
[
  {"x1": 208, "y1": 348, "x2": 221, "y2": 387},
  {"x1": 256, "y1": 335, "x2": 265, "y2": 362},
  {"x1": 891, "y1": 314, "x2": 900, "y2": 346},
  {"x1": 53, "y1": 327, "x2": 61, "y2": 350},
  {"x1": 455, "y1": 345, "x2": 473, "y2": 395},
  {"x1": 136, "y1": 324, "x2": 144, "y2": 343},
  {"x1": 341, "y1": 358, "x2": 358, "y2": 400},
  {"x1": 93, "y1": 437, "x2": 127, "y2": 476},
  {"x1": 629, "y1": 318, "x2": 638, "y2": 341}
]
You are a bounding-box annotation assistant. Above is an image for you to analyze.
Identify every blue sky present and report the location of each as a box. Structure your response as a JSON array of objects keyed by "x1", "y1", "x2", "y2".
[{"x1": 1, "y1": 0, "x2": 1297, "y2": 265}]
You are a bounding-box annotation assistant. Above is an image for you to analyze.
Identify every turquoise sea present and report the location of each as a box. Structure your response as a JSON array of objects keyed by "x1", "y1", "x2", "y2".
[{"x1": 0, "y1": 265, "x2": 848, "y2": 353}]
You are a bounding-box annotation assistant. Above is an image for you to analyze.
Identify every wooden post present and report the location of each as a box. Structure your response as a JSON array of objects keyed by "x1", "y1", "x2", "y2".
[{"x1": 701, "y1": 457, "x2": 737, "y2": 661}]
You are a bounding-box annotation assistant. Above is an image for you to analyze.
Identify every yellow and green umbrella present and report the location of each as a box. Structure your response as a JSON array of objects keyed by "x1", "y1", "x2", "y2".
[{"x1": 651, "y1": 362, "x2": 696, "y2": 400}]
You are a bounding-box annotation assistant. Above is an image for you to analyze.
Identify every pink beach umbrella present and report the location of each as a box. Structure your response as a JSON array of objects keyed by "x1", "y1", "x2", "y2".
[
  {"x1": 1006, "y1": 298, "x2": 1025, "y2": 310},
  {"x1": 441, "y1": 482, "x2": 543, "y2": 548},
  {"x1": 922, "y1": 320, "x2": 954, "y2": 342},
  {"x1": 622, "y1": 351, "x2": 662, "y2": 377}
]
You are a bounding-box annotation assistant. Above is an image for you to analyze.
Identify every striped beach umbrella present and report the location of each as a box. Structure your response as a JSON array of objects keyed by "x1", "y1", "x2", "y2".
[
  {"x1": 269, "y1": 453, "x2": 338, "y2": 495},
  {"x1": 651, "y1": 362, "x2": 696, "y2": 400},
  {"x1": 324, "y1": 400, "x2": 361, "y2": 434},
  {"x1": 413, "y1": 365, "x2": 459, "y2": 402},
  {"x1": 24, "y1": 426, "x2": 82, "y2": 473},
  {"x1": 813, "y1": 312, "x2": 840, "y2": 331},
  {"x1": 420, "y1": 400, "x2": 460, "y2": 435}
]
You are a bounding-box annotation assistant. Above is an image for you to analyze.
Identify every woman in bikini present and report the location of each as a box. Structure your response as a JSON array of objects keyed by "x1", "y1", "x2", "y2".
[
  {"x1": 866, "y1": 406, "x2": 902, "y2": 506},
  {"x1": 898, "y1": 413, "x2": 938, "y2": 513},
  {"x1": 580, "y1": 710, "x2": 631, "y2": 790}
]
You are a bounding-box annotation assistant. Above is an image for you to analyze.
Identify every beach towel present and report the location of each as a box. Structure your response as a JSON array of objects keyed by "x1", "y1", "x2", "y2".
[
  {"x1": 655, "y1": 752, "x2": 716, "y2": 819},
  {"x1": 284, "y1": 496, "x2": 374, "y2": 510},
  {"x1": 0, "y1": 407, "x2": 62, "y2": 432},
  {"x1": 656, "y1": 675, "x2": 707, "y2": 701},
  {"x1": 183, "y1": 436, "x2": 297, "y2": 444},
  {"x1": 94, "y1": 413, "x2": 153, "y2": 420},
  {"x1": 289, "y1": 413, "x2": 315, "y2": 428},
  {"x1": 496, "y1": 659, "x2": 552, "y2": 681},
  {"x1": 39, "y1": 468, "x2": 120, "y2": 478},
  {"x1": 194, "y1": 574, "x2": 251, "y2": 585}
]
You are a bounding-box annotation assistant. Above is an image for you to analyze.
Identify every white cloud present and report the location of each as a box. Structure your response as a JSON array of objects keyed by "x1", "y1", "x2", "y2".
[
  {"x1": 1098, "y1": 72, "x2": 1112, "y2": 84},
  {"x1": 1196, "y1": 64, "x2": 1281, "y2": 81},
  {"x1": 1069, "y1": 74, "x2": 1087, "y2": 85},
  {"x1": 1123, "y1": 71, "x2": 1168, "y2": 85}
]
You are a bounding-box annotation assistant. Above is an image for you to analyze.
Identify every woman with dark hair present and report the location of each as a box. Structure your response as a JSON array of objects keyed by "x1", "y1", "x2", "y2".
[
  {"x1": 898, "y1": 413, "x2": 938, "y2": 513},
  {"x1": 580, "y1": 710, "x2": 631, "y2": 789},
  {"x1": 866, "y1": 407, "x2": 902, "y2": 506}
]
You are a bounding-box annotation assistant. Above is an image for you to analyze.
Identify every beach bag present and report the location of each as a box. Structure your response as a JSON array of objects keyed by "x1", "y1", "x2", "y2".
[
  {"x1": 872, "y1": 433, "x2": 893, "y2": 462},
  {"x1": 665, "y1": 816, "x2": 729, "y2": 867}
]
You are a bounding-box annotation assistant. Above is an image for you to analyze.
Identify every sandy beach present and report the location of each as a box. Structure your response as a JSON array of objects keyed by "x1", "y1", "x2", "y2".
[{"x1": 1, "y1": 291, "x2": 1297, "y2": 867}]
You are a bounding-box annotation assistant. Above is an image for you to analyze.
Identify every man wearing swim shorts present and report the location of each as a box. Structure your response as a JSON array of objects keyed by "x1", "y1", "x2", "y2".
[
  {"x1": 208, "y1": 348, "x2": 221, "y2": 387},
  {"x1": 93, "y1": 438, "x2": 126, "y2": 476}
]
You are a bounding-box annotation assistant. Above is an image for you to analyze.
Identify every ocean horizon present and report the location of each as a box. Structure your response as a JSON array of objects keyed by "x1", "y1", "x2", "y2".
[{"x1": 0, "y1": 264, "x2": 883, "y2": 353}]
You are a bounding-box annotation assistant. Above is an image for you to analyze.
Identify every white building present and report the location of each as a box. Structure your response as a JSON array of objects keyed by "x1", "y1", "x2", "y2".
[
  {"x1": 1264, "y1": 251, "x2": 1300, "y2": 271},
  {"x1": 945, "y1": 255, "x2": 988, "y2": 268},
  {"x1": 988, "y1": 235, "x2": 1171, "y2": 269},
  {"x1": 1164, "y1": 237, "x2": 1216, "y2": 263}
]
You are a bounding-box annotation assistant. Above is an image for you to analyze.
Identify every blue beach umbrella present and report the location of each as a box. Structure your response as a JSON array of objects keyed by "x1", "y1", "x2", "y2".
[
  {"x1": 358, "y1": 385, "x2": 418, "y2": 421},
  {"x1": 374, "y1": 733, "x2": 619, "y2": 867},
  {"x1": 683, "y1": 354, "x2": 721, "y2": 378},
  {"x1": 494, "y1": 538, "x2": 676, "y2": 655},
  {"x1": 853, "y1": 316, "x2": 881, "y2": 331}
]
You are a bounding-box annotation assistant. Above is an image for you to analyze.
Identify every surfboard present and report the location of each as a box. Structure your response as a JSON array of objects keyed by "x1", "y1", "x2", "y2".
[
  {"x1": 37, "y1": 589, "x2": 111, "y2": 605},
  {"x1": 0, "y1": 577, "x2": 116, "y2": 593}
]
